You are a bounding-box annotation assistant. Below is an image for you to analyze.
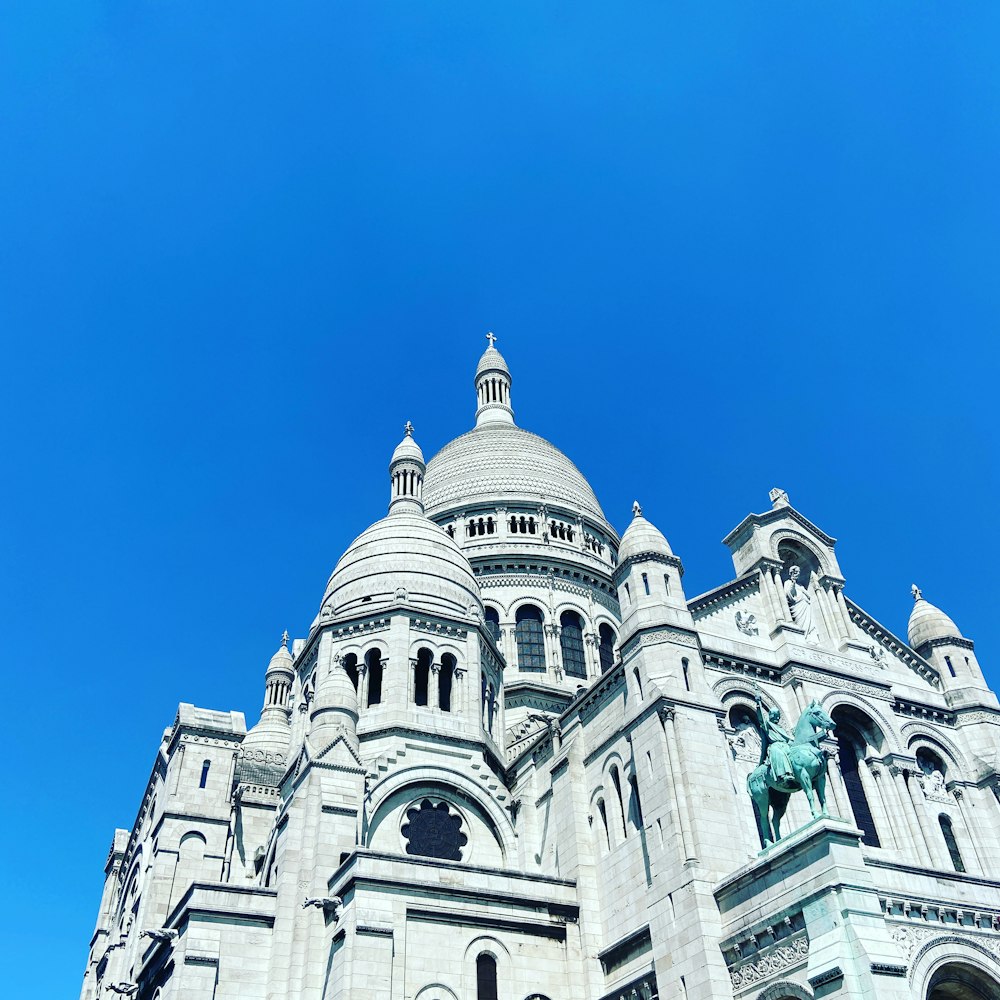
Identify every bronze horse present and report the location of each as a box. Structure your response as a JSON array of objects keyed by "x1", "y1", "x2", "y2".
[{"x1": 747, "y1": 700, "x2": 836, "y2": 847}]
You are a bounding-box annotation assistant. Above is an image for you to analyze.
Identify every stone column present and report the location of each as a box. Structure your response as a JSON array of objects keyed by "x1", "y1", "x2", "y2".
[
  {"x1": 906, "y1": 770, "x2": 950, "y2": 868},
  {"x1": 880, "y1": 764, "x2": 919, "y2": 861},
  {"x1": 835, "y1": 587, "x2": 854, "y2": 638},
  {"x1": 814, "y1": 584, "x2": 839, "y2": 644},
  {"x1": 544, "y1": 622, "x2": 560, "y2": 680},
  {"x1": 659, "y1": 707, "x2": 697, "y2": 864},
  {"x1": 789, "y1": 678, "x2": 807, "y2": 715},
  {"x1": 890, "y1": 766, "x2": 932, "y2": 865},
  {"x1": 863, "y1": 761, "x2": 897, "y2": 851},
  {"x1": 951, "y1": 788, "x2": 985, "y2": 874},
  {"x1": 773, "y1": 568, "x2": 792, "y2": 621},
  {"x1": 430, "y1": 661, "x2": 441, "y2": 710},
  {"x1": 583, "y1": 632, "x2": 598, "y2": 679},
  {"x1": 502, "y1": 620, "x2": 516, "y2": 671},
  {"x1": 453, "y1": 665, "x2": 466, "y2": 716}
]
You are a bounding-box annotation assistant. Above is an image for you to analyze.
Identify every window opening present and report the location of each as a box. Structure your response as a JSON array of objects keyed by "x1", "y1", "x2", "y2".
[
  {"x1": 401, "y1": 799, "x2": 467, "y2": 861},
  {"x1": 629, "y1": 774, "x2": 644, "y2": 828},
  {"x1": 199, "y1": 760, "x2": 211, "y2": 788},
  {"x1": 681, "y1": 657, "x2": 690, "y2": 691},
  {"x1": 414, "y1": 648, "x2": 431, "y2": 707},
  {"x1": 515, "y1": 605, "x2": 545, "y2": 672},
  {"x1": 484, "y1": 606, "x2": 501, "y2": 642},
  {"x1": 837, "y1": 732, "x2": 881, "y2": 846},
  {"x1": 365, "y1": 649, "x2": 383, "y2": 706},
  {"x1": 476, "y1": 953, "x2": 498, "y2": 1000},
  {"x1": 343, "y1": 653, "x2": 359, "y2": 691},
  {"x1": 598, "y1": 623, "x2": 616, "y2": 674},
  {"x1": 611, "y1": 765, "x2": 627, "y2": 837},
  {"x1": 560, "y1": 611, "x2": 587, "y2": 678},
  {"x1": 439, "y1": 654, "x2": 455, "y2": 712},
  {"x1": 939, "y1": 815, "x2": 966, "y2": 872},
  {"x1": 945, "y1": 655, "x2": 956, "y2": 677},
  {"x1": 642, "y1": 572, "x2": 650, "y2": 595}
]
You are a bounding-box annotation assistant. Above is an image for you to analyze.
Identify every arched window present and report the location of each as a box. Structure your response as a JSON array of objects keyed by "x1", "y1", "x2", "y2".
[
  {"x1": 414, "y1": 648, "x2": 432, "y2": 707},
  {"x1": 835, "y1": 730, "x2": 881, "y2": 847},
  {"x1": 939, "y1": 814, "x2": 966, "y2": 872},
  {"x1": 439, "y1": 654, "x2": 456, "y2": 712},
  {"x1": 343, "y1": 653, "x2": 359, "y2": 691},
  {"x1": 642, "y1": 572, "x2": 650, "y2": 595},
  {"x1": 598, "y1": 624, "x2": 616, "y2": 674},
  {"x1": 596, "y1": 798, "x2": 611, "y2": 851},
  {"x1": 365, "y1": 649, "x2": 383, "y2": 706},
  {"x1": 476, "y1": 953, "x2": 498, "y2": 1000},
  {"x1": 560, "y1": 611, "x2": 586, "y2": 678},
  {"x1": 199, "y1": 760, "x2": 210, "y2": 788},
  {"x1": 515, "y1": 605, "x2": 545, "y2": 672},
  {"x1": 663, "y1": 573, "x2": 670, "y2": 595},
  {"x1": 610, "y1": 764, "x2": 627, "y2": 838},
  {"x1": 484, "y1": 607, "x2": 501, "y2": 642},
  {"x1": 681, "y1": 657, "x2": 690, "y2": 691}
]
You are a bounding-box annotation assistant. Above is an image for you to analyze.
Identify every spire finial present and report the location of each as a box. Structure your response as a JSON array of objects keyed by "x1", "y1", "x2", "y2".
[
  {"x1": 632, "y1": 500, "x2": 643, "y2": 518},
  {"x1": 769, "y1": 487, "x2": 789, "y2": 508},
  {"x1": 486, "y1": 331, "x2": 497, "y2": 348},
  {"x1": 911, "y1": 584, "x2": 922, "y2": 602},
  {"x1": 404, "y1": 420, "x2": 414, "y2": 437},
  {"x1": 281, "y1": 629, "x2": 289, "y2": 648}
]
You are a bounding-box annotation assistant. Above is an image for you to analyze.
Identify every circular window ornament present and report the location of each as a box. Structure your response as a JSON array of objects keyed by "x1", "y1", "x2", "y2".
[{"x1": 400, "y1": 797, "x2": 469, "y2": 862}]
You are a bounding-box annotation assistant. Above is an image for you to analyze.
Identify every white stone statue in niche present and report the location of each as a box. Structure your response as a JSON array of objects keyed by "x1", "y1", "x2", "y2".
[{"x1": 784, "y1": 565, "x2": 819, "y2": 645}]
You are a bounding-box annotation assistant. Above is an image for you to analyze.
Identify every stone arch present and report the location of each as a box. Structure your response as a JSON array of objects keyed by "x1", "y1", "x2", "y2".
[
  {"x1": 464, "y1": 934, "x2": 512, "y2": 1000},
  {"x1": 364, "y1": 766, "x2": 515, "y2": 862},
  {"x1": 903, "y1": 726, "x2": 971, "y2": 779},
  {"x1": 414, "y1": 986, "x2": 460, "y2": 1000},
  {"x1": 772, "y1": 529, "x2": 831, "y2": 579},
  {"x1": 820, "y1": 690, "x2": 900, "y2": 754},
  {"x1": 756, "y1": 981, "x2": 813, "y2": 1000},
  {"x1": 910, "y1": 935, "x2": 1000, "y2": 1000}
]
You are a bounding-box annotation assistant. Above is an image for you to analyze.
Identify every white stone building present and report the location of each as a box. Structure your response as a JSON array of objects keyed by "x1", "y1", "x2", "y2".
[{"x1": 81, "y1": 340, "x2": 1000, "y2": 1000}]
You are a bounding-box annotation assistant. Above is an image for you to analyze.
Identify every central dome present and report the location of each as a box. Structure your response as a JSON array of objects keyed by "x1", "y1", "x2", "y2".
[{"x1": 424, "y1": 424, "x2": 608, "y2": 523}]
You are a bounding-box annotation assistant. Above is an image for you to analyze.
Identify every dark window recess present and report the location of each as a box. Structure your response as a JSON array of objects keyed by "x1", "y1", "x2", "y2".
[
  {"x1": 366, "y1": 649, "x2": 383, "y2": 706},
  {"x1": 343, "y1": 653, "x2": 359, "y2": 691},
  {"x1": 599, "y1": 623, "x2": 617, "y2": 674},
  {"x1": 401, "y1": 800, "x2": 467, "y2": 861},
  {"x1": 199, "y1": 760, "x2": 210, "y2": 788},
  {"x1": 516, "y1": 605, "x2": 546, "y2": 671},
  {"x1": 560, "y1": 611, "x2": 587, "y2": 678},
  {"x1": 476, "y1": 953, "x2": 498, "y2": 1000},
  {"x1": 837, "y1": 734, "x2": 881, "y2": 847},
  {"x1": 484, "y1": 607, "x2": 501, "y2": 642},
  {"x1": 439, "y1": 654, "x2": 455, "y2": 712},
  {"x1": 939, "y1": 815, "x2": 966, "y2": 872},
  {"x1": 414, "y1": 648, "x2": 431, "y2": 706}
]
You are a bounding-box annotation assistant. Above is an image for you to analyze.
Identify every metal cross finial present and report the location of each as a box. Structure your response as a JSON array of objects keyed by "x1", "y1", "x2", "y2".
[
  {"x1": 632, "y1": 500, "x2": 642, "y2": 518},
  {"x1": 911, "y1": 584, "x2": 922, "y2": 602},
  {"x1": 404, "y1": 420, "x2": 414, "y2": 437},
  {"x1": 281, "y1": 629, "x2": 289, "y2": 647},
  {"x1": 486, "y1": 331, "x2": 497, "y2": 348}
]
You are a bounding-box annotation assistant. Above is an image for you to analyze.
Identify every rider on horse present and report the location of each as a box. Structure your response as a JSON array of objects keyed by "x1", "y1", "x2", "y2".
[{"x1": 755, "y1": 693, "x2": 795, "y2": 783}]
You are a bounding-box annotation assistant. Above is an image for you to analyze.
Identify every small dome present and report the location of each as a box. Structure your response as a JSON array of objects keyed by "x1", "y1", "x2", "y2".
[
  {"x1": 267, "y1": 642, "x2": 293, "y2": 674},
  {"x1": 391, "y1": 423, "x2": 424, "y2": 466},
  {"x1": 313, "y1": 663, "x2": 358, "y2": 716},
  {"x1": 908, "y1": 586, "x2": 963, "y2": 650},
  {"x1": 618, "y1": 503, "x2": 673, "y2": 563},
  {"x1": 476, "y1": 345, "x2": 510, "y2": 380},
  {"x1": 320, "y1": 512, "x2": 481, "y2": 620}
]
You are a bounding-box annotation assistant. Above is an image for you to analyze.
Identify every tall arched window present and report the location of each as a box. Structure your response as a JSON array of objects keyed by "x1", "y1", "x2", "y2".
[
  {"x1": 414, "y1": 648, "x2": 432, "y2": 707},
  {"x1": 484, "y1": 607, "x2": 501, "y2": 642},
  {"x1": 343, "y1": 653, "x2": 359, "y2": 691},
  {"x1": 598, "y1": 623, "x2": 616, "y2": 674},
  {"x1": 939, "y1": 815, "x2": 966, "y2": 872},
  {"x1": 476, "y1": 953, "x2": 498, "y2": 1000},
  {"x1": 515, "y1": 605, "x2": 545, "y2": 672},
  {"x1": 560, "y1": 611, "x2": 586, "y2": 678},
  {"x1": 596, "y1": 798, "x2": 611, "y2": 851},
  {"x1": 365, "y1": 649, "x2": 383, "y2": 707},
  {"x1": 439, "y1": 654, "x2": 456, "y2": 712},
  {"x1": 610, "y1": 764, "x2": 627, "y2": 838},
  {"x1": 836, "y1": 730, "x2": 881, "y2": 847}
]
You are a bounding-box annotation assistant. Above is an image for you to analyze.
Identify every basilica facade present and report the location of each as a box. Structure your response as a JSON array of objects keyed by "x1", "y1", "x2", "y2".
[{"x1": 81, "y1": 341, "x2": 1000, "y2": 1000}]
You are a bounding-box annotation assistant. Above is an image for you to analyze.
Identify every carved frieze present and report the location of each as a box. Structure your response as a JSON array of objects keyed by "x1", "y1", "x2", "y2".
[{"x1": 729, "y1": 936, "x2": 809, "y2": 990}]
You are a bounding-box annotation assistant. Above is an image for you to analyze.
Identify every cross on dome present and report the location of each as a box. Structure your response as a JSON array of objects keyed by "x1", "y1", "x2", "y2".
[
  {"x1": 404, "y1": 420, "x2": 414, "y2": 437},
  {"x1": 486, "y1": 331, "x2": 497, "y2": 348},
  {"x1": 281, "y1": 629, "x2": 289, "y2": 647},
  {"x1": 912, "y1": 584, "x2": 922, "y2": 601},
  {"x1": 632, "y1": 500, "x2": 643, "y2": 517}
]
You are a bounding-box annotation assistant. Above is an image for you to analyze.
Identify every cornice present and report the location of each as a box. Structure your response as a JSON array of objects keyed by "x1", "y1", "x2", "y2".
[{"x1": 688, "y1": 574, "x2": 759, "y2": 614}]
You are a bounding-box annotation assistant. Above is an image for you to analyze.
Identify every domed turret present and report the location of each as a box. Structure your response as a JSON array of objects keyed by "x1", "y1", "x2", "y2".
[
  {"x1": 310, "y1": 651, "x2": 360, "y2": 751},
  {"x1": 618, "y1": 500, "x2": 674, "y2": 564},
  {"x1": 908, "y1": 585, "x2": 963, "y2": 650},
  {"x1": 318, "y1": 428, "x2": 481, "y2": 623},
  {"x1": 474, "y1": 332, "x2": 514, "y2": 426},
  {"x1": 389, "y1": 420, "x2": 425, "y2": 515},
  {"x1": 907, "y1": 584, "x2": 992, "y2": 701},
  {"x1": 242, "y1": 634, "x2": 294, "y2": 761}
]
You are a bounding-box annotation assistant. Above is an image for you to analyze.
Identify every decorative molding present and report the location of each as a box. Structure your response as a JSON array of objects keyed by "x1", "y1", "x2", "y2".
[
  {"x1": 409, "y1": 618, "x2": 468, "y2": 640},
  {"x1": 728, "y1": 936, "x2": 809, "y2": 990},
  {"x1": 890, "y1": 923, "x2": 1000, "y2": 963}
]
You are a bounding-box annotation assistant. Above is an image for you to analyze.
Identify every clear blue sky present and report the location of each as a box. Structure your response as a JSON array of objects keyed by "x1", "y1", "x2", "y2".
[{"x1": 1, "y1": 4, "x2": 998, "y2": 995}]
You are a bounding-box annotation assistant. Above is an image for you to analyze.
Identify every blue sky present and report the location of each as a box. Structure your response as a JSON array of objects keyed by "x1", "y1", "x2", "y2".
[{"x1": 1, "y1": 4, "x2": 998, "y2": 995}]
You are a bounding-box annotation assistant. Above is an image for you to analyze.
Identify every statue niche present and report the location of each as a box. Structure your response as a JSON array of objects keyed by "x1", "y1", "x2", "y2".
[{"x1": 777, "y1": 541, "x2": 821, "y2": 645}]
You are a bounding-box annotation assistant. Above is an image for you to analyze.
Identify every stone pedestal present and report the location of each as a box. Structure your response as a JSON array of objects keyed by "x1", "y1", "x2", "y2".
[{"x1": 714, "y1": 818, "x2": 910, "y2": 999}]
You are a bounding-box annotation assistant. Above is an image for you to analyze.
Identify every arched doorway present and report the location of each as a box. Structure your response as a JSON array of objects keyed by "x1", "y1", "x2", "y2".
[{"x1": 927, "y1": 960, "x2": 1000, "y2": 999}]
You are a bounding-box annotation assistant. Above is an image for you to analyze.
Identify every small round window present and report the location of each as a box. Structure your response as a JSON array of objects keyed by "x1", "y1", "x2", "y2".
[{"x1": 401, "y1": 798, "x2": 468, "y2": 861}]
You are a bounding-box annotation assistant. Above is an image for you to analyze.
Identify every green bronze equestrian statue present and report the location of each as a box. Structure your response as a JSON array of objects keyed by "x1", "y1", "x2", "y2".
[{"x1": 746, "y1": 693, "x2": 836, "y2": 847}]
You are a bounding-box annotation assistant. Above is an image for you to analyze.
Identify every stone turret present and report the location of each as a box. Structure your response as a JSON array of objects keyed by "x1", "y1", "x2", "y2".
[
  {"x1": 241, "y1": 636, "x2": 293, "y2": 761},
  {"x1": 908, "y1": 585, "x2": 995, "y2": 707},
  {"x1": 309, "y1": 638, "x2": 359, "y2": 752},
  {"x1": 474, "y1": 332, "x2": 514, "y2": 426},
  {"x1": 614, "y1": 501, "x2": 690, "y2": 643},
  {"x1": 389, "y1": 420, "x2": 425, "y2": 515}
]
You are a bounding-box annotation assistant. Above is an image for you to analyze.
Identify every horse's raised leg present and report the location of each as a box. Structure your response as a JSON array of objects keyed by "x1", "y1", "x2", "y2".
[{"x1": 815, "y1": 766, "x2": 830, "y2": 818}]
